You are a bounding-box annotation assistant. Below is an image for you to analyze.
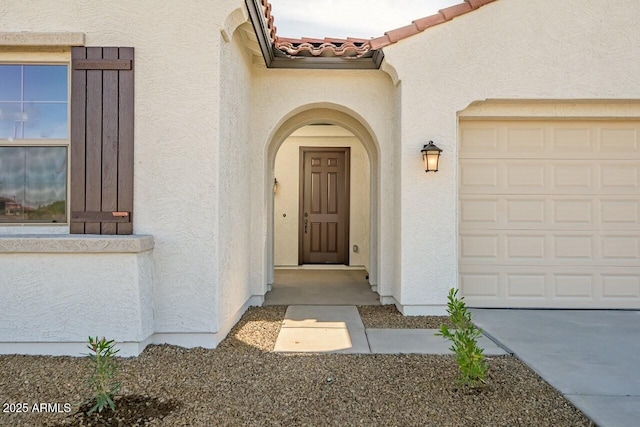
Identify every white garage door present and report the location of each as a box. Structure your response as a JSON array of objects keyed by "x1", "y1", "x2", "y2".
[{"x1": 459, "y1": 120, "x2": 640, "y2": 308}]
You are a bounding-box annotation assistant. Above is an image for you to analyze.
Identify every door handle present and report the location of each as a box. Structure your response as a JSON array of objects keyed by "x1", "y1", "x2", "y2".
[{"x1": 304, "y1": 218, "x2": 308, "y2": 234}]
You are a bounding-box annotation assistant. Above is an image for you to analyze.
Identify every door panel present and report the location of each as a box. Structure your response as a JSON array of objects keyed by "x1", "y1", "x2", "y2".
[{"x1": 300, "y1": 148, "x2": 350, "y2": 264}]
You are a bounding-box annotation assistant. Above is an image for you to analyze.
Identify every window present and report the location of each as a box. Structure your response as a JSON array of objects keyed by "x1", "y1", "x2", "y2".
[
  {"x1": 0, "y1": 64, "x2": 69, "y2": 223},
  {"x1": 0, "y1": 47, "x2": 134, "y2": 233}
]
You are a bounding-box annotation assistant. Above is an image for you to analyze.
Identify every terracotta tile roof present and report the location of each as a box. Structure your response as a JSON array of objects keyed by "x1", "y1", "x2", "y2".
[
  {"x1": 369, "y1": 0, "x2": 497, "y2": 50},
  {"x1": 261, "y1": 0, "x2": 497, "y2": 59},
  {"x1": 259, "y1": 0, "x2": 277, "y2": 42},
  {"x1": 275, "y1": 37, "x2": 371, "y2": 58}
]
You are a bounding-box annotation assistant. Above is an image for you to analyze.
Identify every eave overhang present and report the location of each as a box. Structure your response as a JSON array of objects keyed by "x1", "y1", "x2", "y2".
[
  {"x1": 245, "y1": 0, "x2": 384, "y2": 70},
  {"x1": 245, "y1": 0, "x2": 497, "y2": 71}
]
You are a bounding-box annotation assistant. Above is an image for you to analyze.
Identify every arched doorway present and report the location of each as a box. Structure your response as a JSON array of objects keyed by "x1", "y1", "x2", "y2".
[{"x1": 263, "y1": 106, "x2": 381, "y2": 301}]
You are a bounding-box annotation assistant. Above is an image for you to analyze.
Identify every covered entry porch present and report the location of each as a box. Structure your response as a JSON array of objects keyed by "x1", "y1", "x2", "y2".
[{"x1": 264, "y1": 267, "x2": 380, "y2": 305}]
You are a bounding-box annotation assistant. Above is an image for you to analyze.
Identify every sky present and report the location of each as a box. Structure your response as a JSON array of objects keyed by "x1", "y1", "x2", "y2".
[{"x1": 268, "y1": 0, "x2": 460, "y2": 39}]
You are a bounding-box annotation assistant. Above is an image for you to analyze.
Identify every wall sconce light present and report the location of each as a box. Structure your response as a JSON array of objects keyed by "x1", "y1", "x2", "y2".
[
  {"x1": 421, "y1": 141, "x2": 443, "y2": 173},
  {"x1": 273, "y1": 178, "x2": 278, "y2": 194}
]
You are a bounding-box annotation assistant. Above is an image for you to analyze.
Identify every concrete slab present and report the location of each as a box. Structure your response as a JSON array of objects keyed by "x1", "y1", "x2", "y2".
[
  {"x1": 472, "y1": 309, "x2": 640, "y2": 427},
  {"x1": 274, "y1": 327, "x2": 370, "y2": 354},
  {"x1": 274, "y1": 305, "x2": 370, "y2": 354},
  {"x1": 366, "y1": 329, "x2": 508, "y2": 355},
  {"x1": 264, "y1": 269, "x2": 380, "y2": 306},
  {"x1": 566, "y1": 395, "x2": 640, "y2": 427},
  {"x1": 282, "y1": 305, "x2": 364, "y2": 329}
]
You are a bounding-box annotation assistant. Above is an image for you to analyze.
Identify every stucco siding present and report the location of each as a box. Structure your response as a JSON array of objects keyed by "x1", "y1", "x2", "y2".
[
  {"x1": 0, "y1": 1, "x2": 246, "y2": 348},
  {"x1": 250, "y1": 68, "x2": 399, "y2": 299},
  {"x1": 381, "y1": 0, "x2": 640, "y2": 308},
  {"x1": 0, "y1": 251, "x2": 152, "y2": 342},
  {"x1": 216, "y1": 25, "x2": 256, "y2": 333}
]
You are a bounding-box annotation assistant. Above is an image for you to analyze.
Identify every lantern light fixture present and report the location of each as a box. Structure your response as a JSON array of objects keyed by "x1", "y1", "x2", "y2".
[{"x1": 421, "y1": 141, "x2": 443, "y2": 173}]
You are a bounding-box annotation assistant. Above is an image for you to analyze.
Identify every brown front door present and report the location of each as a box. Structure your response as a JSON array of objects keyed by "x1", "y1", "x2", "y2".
[{"x1": 299, "y1": 147, "x2": 350, "y2": 264}]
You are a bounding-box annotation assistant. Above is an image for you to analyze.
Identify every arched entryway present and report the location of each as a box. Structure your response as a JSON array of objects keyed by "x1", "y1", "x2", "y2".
[{"x1": 263, "y1": 106, "x2": 381, "y2": 302}]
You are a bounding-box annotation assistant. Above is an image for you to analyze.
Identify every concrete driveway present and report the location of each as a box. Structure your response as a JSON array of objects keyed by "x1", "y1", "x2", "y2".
[{"x1": 471, "y1": 309, "x2": 640, "y2": 427}]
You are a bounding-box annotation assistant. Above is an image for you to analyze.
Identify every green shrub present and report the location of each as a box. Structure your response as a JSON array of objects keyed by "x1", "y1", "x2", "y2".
[
  {"x1": 86, "y1": 336, "x2": 121, "y2": 413},
  {"x1": 436, "y1": 288, "x2": 488, "y2": 388}
]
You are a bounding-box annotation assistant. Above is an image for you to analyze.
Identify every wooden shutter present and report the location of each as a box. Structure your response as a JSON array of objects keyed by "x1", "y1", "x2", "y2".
[{"x1": 70, "y1": 47, "x2": 134, "y2": 235}]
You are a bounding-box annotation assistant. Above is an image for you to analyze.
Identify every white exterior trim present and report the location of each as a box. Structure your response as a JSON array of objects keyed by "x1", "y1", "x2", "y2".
[{"x1": 0, "y1": 32, "x2": 85, "y2": 46}]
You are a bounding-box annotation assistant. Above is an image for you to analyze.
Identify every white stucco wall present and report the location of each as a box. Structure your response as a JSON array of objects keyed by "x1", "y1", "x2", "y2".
[
  {"x1": 274, "y1": 125, "x2": 370, "y2": 268},
  {"x1": 0, "y1": 0, "x2": 249, "y2": 353},
  {"x1": 4, "y1": 0, "x2": 639, "y2": 352},
  {"x1": 0, "y1": 236, "x2": 155, "y2": 356},
  {"x1": 381, "y1": 0, "x2": 640, "y2": 312},
  {"x1": 216, "y1": 20, "x2": 262, "y2": 337},
  {"x1": 250, "y1": 68, "x2": 399, "y2": 299}
]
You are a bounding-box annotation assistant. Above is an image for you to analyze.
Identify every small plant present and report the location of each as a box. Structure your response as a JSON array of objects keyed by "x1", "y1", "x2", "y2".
[
  {"x1": 436, "y1": 288, "x2": 488, "y2": 388},
  {"x1": 86, "y1": 336, "x2": 121, "y2": 414}
]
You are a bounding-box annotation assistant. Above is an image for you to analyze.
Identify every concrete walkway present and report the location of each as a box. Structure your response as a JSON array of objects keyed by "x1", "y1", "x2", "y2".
[
  {"x1": 274, "y1": 305, "x2": 507, "y2": 355},
  {"x1": 472, "y1": 309, "x2": 640, "y2": 427}
]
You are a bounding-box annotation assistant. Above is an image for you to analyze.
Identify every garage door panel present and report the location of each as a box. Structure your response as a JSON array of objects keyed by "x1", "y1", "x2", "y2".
[
  {"x1": 600, "y1": 127, "x2": 639, "y2": 153},
  {"x1": 553, "y1": 274, "x2": 595, "y2": 299},
  {"x1": 506, "y1": 162, "x2": 547, "y2": 191},
  {"x1": 601, "y1": 274, "x2": 640, "y2": 299},
  {"x1": 459, "y1": 121, "x2": 640, "y2": 159},
  {"x1": 601, "y1": 199, "x2": 639, "y2": 225},
  {"x1": 459, "y1": 198, "x2": 499, "y2": 226},
  {"x1": 461, "y1": 230, "x2": 640, "y2": 266},
  {"x1": 599, "y1": 163, "x2": 640, "y2": 192},
  {"x1": 460, "y1": 160, "x2": 550, "y2": 194},
  {"x1": 552, "y1": 199, "x2": 593, "y2": 224},
  {"x1": 553, "y1": 235, "x2": 594, "y2": 260},
  {"x1": 459, "y1": 234, "x2": 499, "y2": 260},
  {"x1": 506, "y1": 274, "x2": 547, "y2": 298},
  {"x1": 506, "y1": 127, "x2": 545, "y2": 152},
  {"x1": 506, "y1": 234, "x2": 546, "y2": 259},
  {"x1": 462, "y1": 161, "x2": 640, "y2": 194},
  {"x1": 459, "y1": 160, "x2": 499, "y2": 191},
  {"x1": 601, "y1": 235, "x2": 640, "y2": 260},
  {"x1": 460, "y1": 195, "x2": 639, "y2": 230},
  {"x1": 460, "y1": 119, "x2": 640, "y2": 309},
  {"x1": 552, "y1": 163, "x2": 593, "y2": 191},
  {"x1": 460, "y1": 273, "x2": 500, "y2": 299},
  {"x1": 460, "y1": 265, "x2": 640, "y2": 308},
  {"x1": 506, "y1": 198, "x2": 546, "y2": 225},
  {"x1": 551, "y1": 127, "x2": 594, "y2": 152},
  {"x1": 460, "y1": 127, "x2": 499, "y2": 153}
]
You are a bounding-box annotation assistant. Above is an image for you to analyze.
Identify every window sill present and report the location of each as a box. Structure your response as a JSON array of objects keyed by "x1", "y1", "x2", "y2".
[{"x1": 0, "y1": 234, "x2": 154, "y2": 253}]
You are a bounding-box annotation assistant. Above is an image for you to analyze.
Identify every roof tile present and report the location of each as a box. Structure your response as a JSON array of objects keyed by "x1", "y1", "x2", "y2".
[
  {"x1": 466, "y1": 0, "x2": 496, "y2": 9},
  {"x1": 385, "y1": 23, "x2": 420, "y2": 43},
  {"x1": 275, "y1": 40, "x2": 371, "y2": 58},
  {"x1": 263, "y1": 0, "x2": 498, "y2": 58},
  {"x1": 368, "y1": 35, "x2": 392, "y2": 50},
  {"x1": 413, "y1": 14, "x2": 446, "y2": 31},
  {"x1": 439, "y1": 2, "x2": 473, "y2": 21},
  {"x1": 260, "y1": 0, "x2": 277, "y2": 41}
]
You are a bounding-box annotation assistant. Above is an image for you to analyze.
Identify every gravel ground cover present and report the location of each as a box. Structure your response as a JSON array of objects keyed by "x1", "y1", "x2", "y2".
[
  {"x1": 0, "y1": 306, "x2": 593, "y2": 426},
  {"x1": 358, "y1": 305, "x2": 454, "y2": 329}
]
